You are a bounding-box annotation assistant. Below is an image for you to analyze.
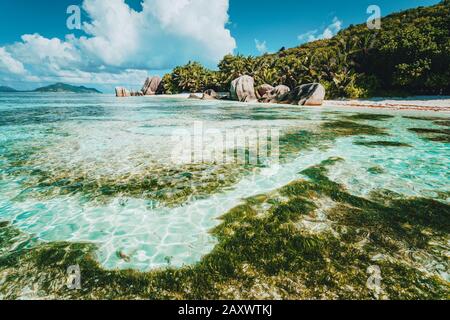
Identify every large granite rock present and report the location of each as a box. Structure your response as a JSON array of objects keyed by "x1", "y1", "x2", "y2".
[
  {"x1": 141, "y1": 76, "x2": 162, "y2": 96},
  {"x1": 202, "y1": 89, "x2": 219, "y2": 100},
  {"x1": 287, "y1": 83, "x2": 325, "y2": 106},
  {"x1": 256, "y1": 84, "x2": 274, "y2": 99},
  {"x1": 230, "y1": 75, "x2": 258, "y2": 103},
  {"x1": 261, "y1": 85, "x2": 291, "y2": 103},
  {"x1": 115, "y1": 87, "x2": 131, "y2": 97}
]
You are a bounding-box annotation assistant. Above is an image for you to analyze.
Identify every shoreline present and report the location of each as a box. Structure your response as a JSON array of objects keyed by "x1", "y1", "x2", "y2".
[
  {"x1": 143, "y1": 94, "x2": 450, "y2": 112},
  {"x1": 323, "y1": 98, "x2": 450, "y2": 112},
  {"x1": 3, "y1": 91, "x2": 448, "y2": 112}
]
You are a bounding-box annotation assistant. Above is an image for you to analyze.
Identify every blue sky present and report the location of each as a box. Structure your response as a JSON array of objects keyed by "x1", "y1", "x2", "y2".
[{"x1": 0, "y1": 0, "x2": 442, "y2": 91}]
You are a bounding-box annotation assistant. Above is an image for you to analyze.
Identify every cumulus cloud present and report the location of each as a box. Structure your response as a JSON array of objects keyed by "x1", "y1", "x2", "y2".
[
  {"x1": 297, "y1": 17, "x2": 343, "y2": 43},
  {"x1": 0, "y1": 48, "x2": 26, "y2": 75},
  {"x1": 297, "y1": 30, "x2": 319, "y2": 43},
  {"x1": 255, "y1": 39, "x2": 268, "y2": 54},
  {"x1": 0, "y1": 0, "x2": 236, "y2": 90},
  {"x1": 322, "y1": 17, "x2": 342, "y2": 39}
]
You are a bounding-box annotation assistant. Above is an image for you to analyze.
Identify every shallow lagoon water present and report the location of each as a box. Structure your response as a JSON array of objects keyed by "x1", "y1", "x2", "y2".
[{"x1": 0, "y1": 93, "x2": 449, "y2": 271}]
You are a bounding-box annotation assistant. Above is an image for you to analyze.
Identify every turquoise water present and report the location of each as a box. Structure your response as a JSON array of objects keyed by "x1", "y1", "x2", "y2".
[{"x1": 0, "y1": 93, "x2": 449, "y2": 271}]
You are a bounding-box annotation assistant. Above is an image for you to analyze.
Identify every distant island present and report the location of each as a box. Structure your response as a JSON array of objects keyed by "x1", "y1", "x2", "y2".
[
  {"x1": 33, "y1": 83, "x2": 102, "y2": 93},
  {"x1": 0, "y1": 83, "x2": 101, "y2": 94},
  {"x1": 0, "y1": 86, "x2": 18, "y2": 92}
]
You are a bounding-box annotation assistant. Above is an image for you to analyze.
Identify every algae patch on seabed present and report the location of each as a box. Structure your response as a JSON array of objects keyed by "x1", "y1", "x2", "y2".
[
  {"x1": 408, "y1": 128, "x2": 450, "y2": 144},
  {"x1": 16, "y1": 162, "x2": 252, "y2": 207},
  {"x1": 280, "y1": 118, "x2": 391, "y2": 159},
  {"x1": 0, "y1": 135, "x2": 259, "y2": 207},
  {"x1": 402, "y1": 116, "x2": 450, "y2": 143},
  {"x1": 402, "y1": 116, "x2": 448, "y2": 122},
  {"x1": 433, "y1": 120, "x2": 450, "y2": 127},
  {"x1": 1, "y1": 158, "x2": 448, "y2": 300},
  {"x1": 2, "y1": 117, "x2": 390, "y2": 206},
  {"x1": 1, "y1": 116, "x2": 447, "y2": 299},
  {"x1": 367, "y1": 166, "x2": 385, "y2": 175},
  {"x1": 321, "y1": 120, "x2": 388, "y2": 137},
  {"x1": 354, "y1": 141, "x2": 412, "y2": 148},
  {"x1": 344, "y1": 114, "x2": 395, "y2": 121}
]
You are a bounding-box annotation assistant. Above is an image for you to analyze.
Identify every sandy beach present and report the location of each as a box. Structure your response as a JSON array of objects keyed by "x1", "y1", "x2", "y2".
[{"x1": 324, "y1": 97, "x2": 450, "y2": 112}]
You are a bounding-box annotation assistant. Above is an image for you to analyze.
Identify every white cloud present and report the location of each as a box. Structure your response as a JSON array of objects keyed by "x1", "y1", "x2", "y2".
[
  {"x1": 297, "y1": 17, "x2": 343, "y2": 43},
  {"x1": 0, "y1": 48, "x2": 26, "y2": 75},
  {"x1": 78, "y1": 0, "x2": 142, "y2": 66},
  {"x1": 0, "y1": 0, "x2": 236, "y2": 91},
  {"x1": 297, "y1": 30, "x2": 319, "y2": 43},
  {"x1": 322, "y1": 17, "x2": 342, "y2": 39},
  {"x1": 255, "y1": 39, "x2": 268, "y2": 54}
]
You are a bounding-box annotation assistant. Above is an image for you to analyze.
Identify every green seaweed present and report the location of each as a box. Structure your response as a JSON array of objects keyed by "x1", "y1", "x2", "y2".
[
  {"x1": 321, "y1": 121, "x2": 388, "y2": 137},
  {"x1": 0, "y1": 126, "x2": 318, "y2": 206},
  {"x1": 11, "y1": 163, "x2": 251, "y2": 207},
  {"x1": 1, "y1": 136, "x2": 259, "y2": 207},
  {"x1": 250, "y1": 114, "x2": 310, "y2": 121},
  {"x1": 403, "y1": 116, "x2": 447, "y2": 121},
  {"x1": 408, "y1": 128, "x2": 450, "y2": 135},
  {"x1": 278, "y1": 119, "x2": 392, "y2": 162},
  {"x1": 427, "y1": 135, "x2": 450, "y2": 143},
  {"x1": 1, "y1": 158, "x2": 448, "y2": 300},
  {"x1": 408, "y1": 127, "x2": 450, "y2": 144},
  {"x1": 354, "y1": 141, "x2": 412, "y2": 147},
  {"x1": 344, "y1": 114, "x2": 395, "y2": 121},
  {"x1": 433, "y1": 120, "x2": 450, "y2": 127},
  {"x1": 368, "y1": 166, "x2": 385, "y2": 175},
  {"x1": 1, "y1": 118, "x2": 394, "y2": 207},
  {"x1": 278, "y1": 130, "x2": 327, "y2": 160}
]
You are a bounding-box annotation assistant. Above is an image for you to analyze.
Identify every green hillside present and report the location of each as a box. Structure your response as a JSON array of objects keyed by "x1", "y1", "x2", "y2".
[
  {"x1": 33, "y1": 83, "x2": 101, "y2": 94},
  {"x1": 162, "y1": 0, "x2": 450, "y2": 98},
  {"x1": 0, "y1": 86, "x2": 18, "y2": 92}
]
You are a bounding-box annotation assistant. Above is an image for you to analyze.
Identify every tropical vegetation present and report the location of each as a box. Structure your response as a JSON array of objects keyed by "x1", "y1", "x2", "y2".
[{"x1": 161, "y1": 1, "x2": 450, "y2": 99}]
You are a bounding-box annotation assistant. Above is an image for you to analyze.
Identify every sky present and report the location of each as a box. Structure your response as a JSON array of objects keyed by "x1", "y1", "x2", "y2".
[{"x1": 0, "y1": 0, "x2": 442, "y2": 92}]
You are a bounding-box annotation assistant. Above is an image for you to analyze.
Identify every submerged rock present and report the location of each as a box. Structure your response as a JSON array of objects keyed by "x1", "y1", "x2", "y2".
[
  {"x1": 230, "y1": 75, "x2": 258, "y2": 103},
  {"x1": 141, "y1": 76, "x2": 162, "y2": 96},
  {"x1": 116, "y1": 250, "x2": 131, "y2": 262},
  {"x1": 288, "y1": 83, "x2": 326, "y2": 106},
  {"x1": 115, "y1": 87, "x2": 131, "y2": 97},
  {"x1": 202, "y1": 89, "x2": 219, "y2": 100}
]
